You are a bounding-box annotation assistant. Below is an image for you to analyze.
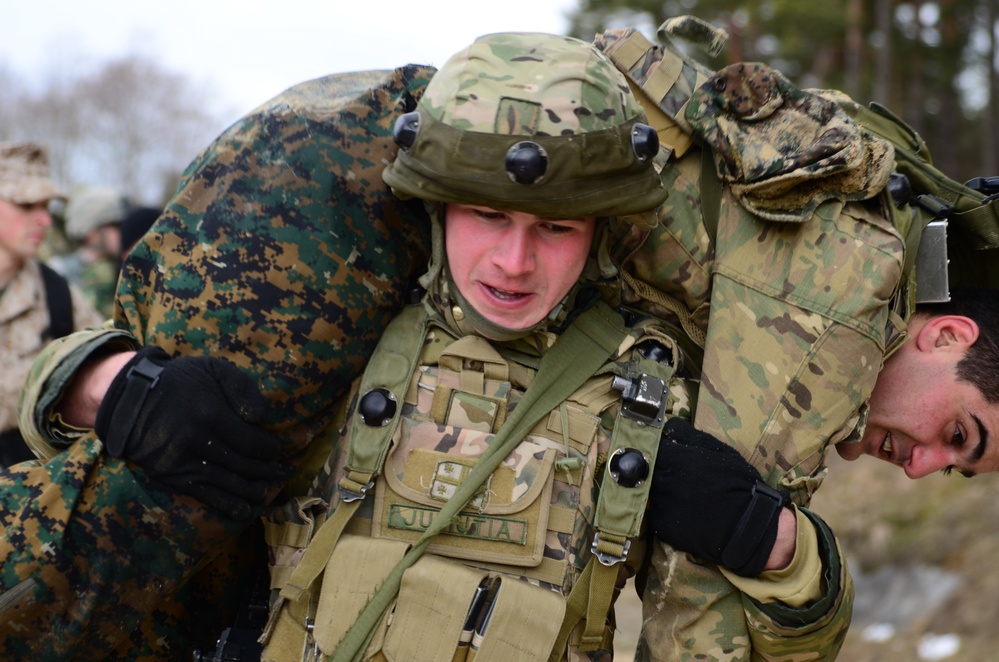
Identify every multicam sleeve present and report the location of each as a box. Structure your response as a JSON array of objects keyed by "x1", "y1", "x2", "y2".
[
  {"x1": 733, "y1": 510, "x2": 854, "y2": 661},
  {"x1": 636, "y1": 510, "x2": 850, "y2": 662}
]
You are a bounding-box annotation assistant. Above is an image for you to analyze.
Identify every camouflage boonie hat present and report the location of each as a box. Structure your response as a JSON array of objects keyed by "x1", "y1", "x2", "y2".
[
  {"x1": 383, "y1": 32, "x2": 666, "y2": 225},
  {"x1": 64, "y1": 185, "x2": 127, "y2": 239},
  {"x1": 0, "y1": 142, "x2": 65, "y2": 205}
]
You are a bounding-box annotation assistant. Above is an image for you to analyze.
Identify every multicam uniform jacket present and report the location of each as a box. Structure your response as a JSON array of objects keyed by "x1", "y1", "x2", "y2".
[
  {"x1": 595, "y1": 24, "x2": 907, "y2": 661},
  {"x1": 1, "y1": 27, "x2": 911, "y2": 662}
]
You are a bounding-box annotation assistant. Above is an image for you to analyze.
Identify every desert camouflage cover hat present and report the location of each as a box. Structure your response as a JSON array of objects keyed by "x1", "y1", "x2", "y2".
[{"x1": 0, "y1": 142, "x2": 65, "y2": 204}]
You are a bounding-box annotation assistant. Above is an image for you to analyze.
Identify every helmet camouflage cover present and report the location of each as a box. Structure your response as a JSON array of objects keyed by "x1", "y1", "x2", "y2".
[{"x1": 383, "y1": 32, "x2": 666, "y2": 224}]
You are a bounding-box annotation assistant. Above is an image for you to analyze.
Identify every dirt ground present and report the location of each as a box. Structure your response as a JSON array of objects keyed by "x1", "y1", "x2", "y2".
[{"x1": 609, "y1": 452, "x2": 999, "y2": 660}]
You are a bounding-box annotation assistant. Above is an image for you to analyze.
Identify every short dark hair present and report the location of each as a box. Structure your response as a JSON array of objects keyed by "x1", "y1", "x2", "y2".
[{"x1": 916, "y1": 286, "x2": 999, "y2": 403}]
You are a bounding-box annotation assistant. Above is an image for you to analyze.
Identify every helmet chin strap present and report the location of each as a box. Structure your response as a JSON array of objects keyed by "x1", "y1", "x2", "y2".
[{"x1": 442, "y1": 269, "x2": 570, "y2": 342}]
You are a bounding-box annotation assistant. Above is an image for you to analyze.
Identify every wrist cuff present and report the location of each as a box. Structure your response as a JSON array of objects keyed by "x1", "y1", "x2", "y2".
[
  {"x1": 95, "y1": 348, "x2": 168, "y2": 456},
  {"x1": 722, "y1": 480, "x2": 790, "y2": 576}
]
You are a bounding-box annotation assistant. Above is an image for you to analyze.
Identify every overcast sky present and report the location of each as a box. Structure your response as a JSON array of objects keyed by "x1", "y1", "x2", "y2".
[{"x1": 2, "y1": 0, "x2": 579, "y2": 127}]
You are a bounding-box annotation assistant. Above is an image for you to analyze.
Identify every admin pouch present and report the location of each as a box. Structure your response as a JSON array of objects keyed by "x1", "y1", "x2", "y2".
[{"x1": 260, "y1": 301, "x2": 697, "y2": 661}]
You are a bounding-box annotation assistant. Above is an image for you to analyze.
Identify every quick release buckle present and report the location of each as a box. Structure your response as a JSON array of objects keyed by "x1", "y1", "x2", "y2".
[
  {"x1": 611, "y1": 373, "x2": 667, "y2": 427},
  {"x1": 591, "y1": 532, "x2": 631, "y2": 566},
  {"x1": 337, "y1": 478, "x2": 375, "y2": 503}
]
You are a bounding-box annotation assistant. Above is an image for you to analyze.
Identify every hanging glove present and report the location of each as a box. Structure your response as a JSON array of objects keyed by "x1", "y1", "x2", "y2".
[
  {"x1": 95, "y1": 345, "x2": 284, "y2": 521},
  {"x1": 647, "y1": 417, "x2": 790, "y2": 577}
]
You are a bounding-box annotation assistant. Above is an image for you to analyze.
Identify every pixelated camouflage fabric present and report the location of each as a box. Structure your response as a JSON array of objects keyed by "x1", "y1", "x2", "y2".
[
  {"x1": 1, "y1": 66, "x2": 436, "y2": 660},
  {"x1": 684, "y1": 62, "x2": 893, "y2": 223},
  {"x1": 118, "y1": 66, "x2": 434, "y2": 449}
]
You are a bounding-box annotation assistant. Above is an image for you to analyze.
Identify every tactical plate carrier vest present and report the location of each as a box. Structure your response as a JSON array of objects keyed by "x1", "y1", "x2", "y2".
[{"x1": 260, "y1": 301, "x2": 697, "y2": 662}]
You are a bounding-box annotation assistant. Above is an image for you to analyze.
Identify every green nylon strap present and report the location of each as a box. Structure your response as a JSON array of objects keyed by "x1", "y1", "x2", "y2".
[
  {"x1": 550, "y1": 560, "x2": 594, "y2": 662},
  {"x1": 842, "y1": 100, "x2": 999, "y2": 251},
  {"x1": 330, "y1": 301, "x2": 628, "y2": 662},
  {"x1": 559, "y1": 351, "x2": 675, "y2": 652},
  {"x1": 281, "y1": 499, "x2": 360, "y2": 602},
  {"x1": 593, "y1": 356, "x2": 673, "y2": 541},
  {"x1": 345, "y1": 304, "x2": 431, "y2": 476}
]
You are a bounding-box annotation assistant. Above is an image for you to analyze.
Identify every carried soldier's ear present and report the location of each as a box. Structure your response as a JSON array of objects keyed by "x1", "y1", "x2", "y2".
[{"x1": 915, "y1": 314, "x2": 979, "y2": 352}]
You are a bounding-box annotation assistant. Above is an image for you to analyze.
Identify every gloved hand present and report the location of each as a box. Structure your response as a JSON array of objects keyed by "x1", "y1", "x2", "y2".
[
  {"x1": 95, "y1": 346, "x2": 284, "y2": 521},
  {"x1": 647, "y1": 417, "x2": 790, "y2": 577}
]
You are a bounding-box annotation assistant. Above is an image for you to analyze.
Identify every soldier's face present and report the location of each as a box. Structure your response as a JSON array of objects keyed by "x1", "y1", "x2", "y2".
[
  {"x1": 0, "y1": 198, "x2": 51, "y2": 262},
  {"x1": 444, "y1": 204, "x2": 595, "y2": 333},
  {"x1": 836, "y1": 314, "x2": 999, "y2": 477}
]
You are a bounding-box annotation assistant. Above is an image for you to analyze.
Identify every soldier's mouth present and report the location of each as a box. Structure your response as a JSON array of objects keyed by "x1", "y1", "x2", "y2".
[
  {"x1": 485, "y1": 285, "x2": 528, "y2": 301},
  {"x1": 881, "y1": 432, "x2": 894, "y2": 460}
]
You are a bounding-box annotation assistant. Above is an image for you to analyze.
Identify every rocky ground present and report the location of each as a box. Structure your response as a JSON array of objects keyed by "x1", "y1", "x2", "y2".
[{"x1": 612, "y1": 452, "x2": 999, "y2": 660}]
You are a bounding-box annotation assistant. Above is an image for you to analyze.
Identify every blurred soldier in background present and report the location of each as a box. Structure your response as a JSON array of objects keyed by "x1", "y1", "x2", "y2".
[
  {"x1": 50, "y1": 184, "x2": 127, "y2": 317},
  {"x1": 0, "y1": 143, "x2": 103, "y2": 468},
  {"x1": 118, "y1": 205, "x2": 161, "y2": 260}
]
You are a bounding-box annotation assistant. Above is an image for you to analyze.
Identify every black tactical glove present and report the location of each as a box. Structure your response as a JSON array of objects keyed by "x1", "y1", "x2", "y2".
[
  {"x1": 95, "y1": 346, "x2": 283, "y2": 521},
  {"x1": 647, "y1": 417, "x2": 791, "y2": 577}
]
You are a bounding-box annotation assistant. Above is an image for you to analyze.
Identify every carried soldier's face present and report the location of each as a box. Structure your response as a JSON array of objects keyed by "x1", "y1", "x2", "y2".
[
  {"x1": 444, "y1": 204, "x2": 595, "y2": 334},
  {"x1": 837, "y1": 314, "x2": 999, "y2": 478}
]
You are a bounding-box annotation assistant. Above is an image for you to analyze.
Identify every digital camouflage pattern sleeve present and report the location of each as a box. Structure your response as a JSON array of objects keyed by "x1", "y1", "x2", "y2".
[{"x1": 1, "y1": 65, "x2": 435, "y2": 660}]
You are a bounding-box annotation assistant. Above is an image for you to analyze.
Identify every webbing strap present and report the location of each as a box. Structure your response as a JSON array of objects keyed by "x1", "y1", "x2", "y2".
[
  {"x1": 281, "y1": 499, "x2": 362, "y2": 601},
  {"x1": 953, "y1": 200, "x2": 999, "y2": 250},
  {"x1": 569, "y1": 351, "x2": 674, "y2": 652},
  {"x1": 583, "y1": 560, "x2": 620, "y2": 649},
  {"x1": 345, "y1": 304, "x2": 431, "y2": 475},
  {"x1": 550, "y1": 560, "x2": 594, "y2": 660},
  {"x1": 331, "y1": 301, "x2": 628, "y2": 662},
  {"x1": 553, "y1": 560, "x2": 619, "y2": 657},
  {"x1": 280, "y1": 305, "x2": 431, "y2": 602}
]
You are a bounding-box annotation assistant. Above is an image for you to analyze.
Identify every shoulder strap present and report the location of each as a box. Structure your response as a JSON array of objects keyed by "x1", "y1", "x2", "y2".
[
  {"x1": 39, "y1": 262, "x2": 74, "y2": 340},
  {"x1": 554, "y1": 340, "x2": 676, "y2": 654}
]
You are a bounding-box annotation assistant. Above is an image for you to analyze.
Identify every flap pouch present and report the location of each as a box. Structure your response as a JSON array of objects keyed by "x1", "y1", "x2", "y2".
[
  {"x1": 473, "y1": 576, "x2": 566, "y2": 662},
  {"x1": 381, "y1": 555, "x2": 490, "y2": 662},
  {"x1": 313, "y1": 534, "x2": 411, "y2": 656}
]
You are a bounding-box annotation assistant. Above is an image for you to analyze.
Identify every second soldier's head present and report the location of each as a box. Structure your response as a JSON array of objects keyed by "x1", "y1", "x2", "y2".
[{"x1": 383, "y1": 32, "x2": 666, "y2": 340}]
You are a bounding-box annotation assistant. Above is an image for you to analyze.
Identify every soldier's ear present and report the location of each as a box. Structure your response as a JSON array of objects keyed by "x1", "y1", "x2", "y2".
[{"x1": 914, "y1": 315, "x2": 979, "y2": 354}]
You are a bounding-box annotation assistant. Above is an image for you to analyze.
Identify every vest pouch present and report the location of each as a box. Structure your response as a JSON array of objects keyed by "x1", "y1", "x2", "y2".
[
  {"x1": 464, "y1": 574, "x2": 566, "y2": 662},
  {"x1": 373, "y1": 427, "x2": 558, "y2": 568},
  {"x1": 380, "y1": 556, "x2": 565, "y2": 662},
  {"x1": 380, "y1": 554, "x2": 490, "y2": 662},
  {"x1": 313, "y1": 534, "x2": 412, "y2": 658}
]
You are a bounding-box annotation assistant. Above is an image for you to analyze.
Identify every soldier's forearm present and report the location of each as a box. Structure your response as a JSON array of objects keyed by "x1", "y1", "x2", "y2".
[
  {"x1": 763, "y1": 507, "x2": 797, "y2": 571},
  {"x1": 58, "y1": 350, "x2": 135, "y2": 428}
]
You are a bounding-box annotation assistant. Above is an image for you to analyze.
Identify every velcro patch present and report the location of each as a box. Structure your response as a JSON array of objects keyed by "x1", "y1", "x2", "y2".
[{"x1": 387, "y1": 504, "x2": 528, "y2": 545}]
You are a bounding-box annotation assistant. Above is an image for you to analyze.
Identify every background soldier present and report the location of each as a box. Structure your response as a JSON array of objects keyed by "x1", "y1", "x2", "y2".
[{"x1": 0, "y1": 143, "x2": 103, "y2": 469}]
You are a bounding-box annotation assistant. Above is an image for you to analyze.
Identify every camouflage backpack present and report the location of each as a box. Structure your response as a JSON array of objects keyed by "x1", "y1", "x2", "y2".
[{"x1": 596, "y1": 15, "x2": 999, "y2": 318}]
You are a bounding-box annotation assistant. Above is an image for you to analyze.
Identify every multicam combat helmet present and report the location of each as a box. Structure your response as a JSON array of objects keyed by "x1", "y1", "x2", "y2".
[{"x1": 382, "y1": 32, "x2": 667, "y2": 225}]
